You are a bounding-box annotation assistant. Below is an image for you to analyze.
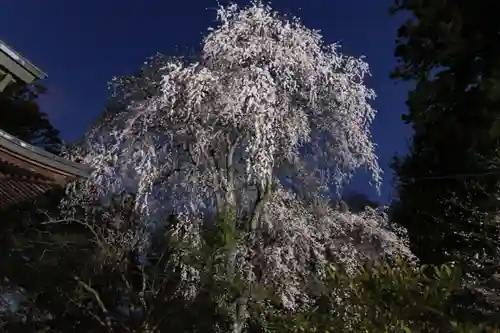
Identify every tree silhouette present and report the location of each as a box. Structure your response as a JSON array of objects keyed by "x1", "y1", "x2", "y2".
[
  {"x1": 390, "y1": 0, "x2": 500, "y2": 325},
  {"x1": 0, "y1": 82, "x2": 62, "y2": 154}
]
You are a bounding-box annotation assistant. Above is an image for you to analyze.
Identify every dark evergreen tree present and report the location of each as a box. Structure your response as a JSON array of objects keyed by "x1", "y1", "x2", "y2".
[
  {"x1": 0, "y1": 82, "x2": 62, "y2": 154},
  {"x1": 390, "y1": 0, "x2": 500, "y2": 324}
]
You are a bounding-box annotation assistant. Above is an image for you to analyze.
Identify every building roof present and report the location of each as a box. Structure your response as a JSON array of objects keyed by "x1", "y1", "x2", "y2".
[
  {"x1": 0, "y1": 161, "x2": 55, "y2": 209},
  {"x1": 0, "y1": 39, "x2": 47, "y2": 81},
  {"x1": 0, "y1": 39, "x2": 90, "y2": 208},
  {"x1": 0, "y1": 129, "x2": 91, "y2": 208}
]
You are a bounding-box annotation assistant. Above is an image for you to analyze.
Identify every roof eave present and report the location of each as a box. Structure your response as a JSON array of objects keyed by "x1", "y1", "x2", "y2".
[
  {"x1": 0, "y1": 130, "x2": 92, "y2": 179},
  {"x1": 0, "y1": 40, "x2": 47, "y2": 80}
]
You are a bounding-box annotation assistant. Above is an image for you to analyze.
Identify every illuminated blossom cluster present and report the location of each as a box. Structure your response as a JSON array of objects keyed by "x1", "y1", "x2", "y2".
[
  {"x1": 60, "y1": 1, "x2": 413, "y2": 329},
  {"x1": 64, "y1": 1, "x2": 380, "y2": 220}
]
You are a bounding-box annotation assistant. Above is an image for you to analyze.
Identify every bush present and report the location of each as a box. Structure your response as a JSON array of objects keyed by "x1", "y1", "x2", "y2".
[{"x1": 268, "y1": 258, "x2": 496, "y2": 333}]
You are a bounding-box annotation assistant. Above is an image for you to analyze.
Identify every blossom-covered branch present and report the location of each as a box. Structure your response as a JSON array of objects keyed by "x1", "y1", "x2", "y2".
[{"x1": 64, "y1": 1, "x2": 380, "y2": 229}]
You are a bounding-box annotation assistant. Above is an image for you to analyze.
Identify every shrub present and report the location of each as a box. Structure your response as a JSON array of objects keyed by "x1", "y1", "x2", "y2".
[{"x1": 267, "y1": 258, "x2": 496, "y2": 333}]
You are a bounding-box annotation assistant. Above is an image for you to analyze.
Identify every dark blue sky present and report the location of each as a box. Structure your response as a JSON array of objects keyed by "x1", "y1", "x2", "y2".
[{"x1": 0, "y1": 0, "x2": 412, "y2": 202}]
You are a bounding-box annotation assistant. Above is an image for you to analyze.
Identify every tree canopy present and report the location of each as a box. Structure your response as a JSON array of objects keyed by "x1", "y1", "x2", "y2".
[
  {"x1": 390, "y1": 0, "x2": 500, "y2": 324},
  {"x1": 0, "y1": 82, "x2": 62, "y2": 154}
]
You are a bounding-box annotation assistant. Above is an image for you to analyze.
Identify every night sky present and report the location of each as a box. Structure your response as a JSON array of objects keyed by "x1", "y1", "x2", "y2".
[{"x1": 0, "y1": 0, "x2": 412, "y2": 202}]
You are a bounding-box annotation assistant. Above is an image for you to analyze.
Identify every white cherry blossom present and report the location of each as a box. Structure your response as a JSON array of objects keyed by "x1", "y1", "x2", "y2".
[{"x1": 60, "y1": 2, "x2": 412, "y2": 331}]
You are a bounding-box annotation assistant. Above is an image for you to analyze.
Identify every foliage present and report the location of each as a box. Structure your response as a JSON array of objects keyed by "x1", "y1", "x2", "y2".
[
  {"x1": 0, "y1": 193, "x2": 450, "y2": 333},
  {"x1": 389, "y1": 0, "x2": 500, "y2": 324},
  {"x1": 0, "y1": 191, "x2": 496, "y2": 332},
  {"x1": 270, "y1": 259, "x2": 498, "y2": 333},
  {"x1": 0, "y1": 193, "x2": 270, "y2": 332},
  {"x1": 0, "y1": 82, "x2": 62, "y2": 154}
]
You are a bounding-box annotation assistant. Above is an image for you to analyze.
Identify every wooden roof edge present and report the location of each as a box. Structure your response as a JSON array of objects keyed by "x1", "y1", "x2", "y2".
[
  {"x1": 0, "y1": 130, "x2": 92, "y2": 179},
  {"x1": 0, "y1": 171, "x2": 59, "y2": 185},
  {"x1": 0, "y1": 39, "x2": 47, "y2": 80}
]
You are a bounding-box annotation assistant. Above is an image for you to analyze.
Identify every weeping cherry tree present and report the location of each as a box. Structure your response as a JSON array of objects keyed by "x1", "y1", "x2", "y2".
[
  {"x1": 68, "y1": 1, "x2": 380, "y2": 223},
  {"x1": 61, "y1": 1, "x2": 413, "y2": 330}
]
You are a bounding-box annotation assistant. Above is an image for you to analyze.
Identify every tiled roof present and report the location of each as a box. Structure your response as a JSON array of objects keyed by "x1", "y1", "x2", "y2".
[
  {"x1": 0, "y1": 166, "x2": 55, "y2": 209},
  {"x1": 0, "y1": 130, "x2": 91, "y2": 209}
]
